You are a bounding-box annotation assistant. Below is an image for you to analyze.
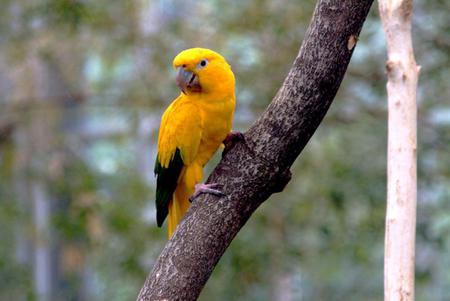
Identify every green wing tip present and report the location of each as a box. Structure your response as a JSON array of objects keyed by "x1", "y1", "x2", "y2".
[
  {"x1": 154, "y1": 148, "x2": 184, "y2": 229},
  {"x1": 156, "y1": 205, "x2": 168, "y2": 227}
]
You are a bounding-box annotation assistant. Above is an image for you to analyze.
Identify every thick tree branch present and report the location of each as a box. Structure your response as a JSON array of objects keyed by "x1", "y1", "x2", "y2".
[{"x1": 137, "y1": 1, "x2": 374, "y2": 300}]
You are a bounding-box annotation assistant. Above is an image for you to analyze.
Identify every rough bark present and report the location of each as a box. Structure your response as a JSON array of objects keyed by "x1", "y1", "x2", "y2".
[
  {"x1": 137, "y1": 1, "x2": 374, "y2": 300},
  {"x1": 378, "y1": 1, "x2": 419, "y2": 300}
]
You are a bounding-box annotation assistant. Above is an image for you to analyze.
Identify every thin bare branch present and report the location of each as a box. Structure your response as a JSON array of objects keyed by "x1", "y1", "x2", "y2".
[{"x1": 378, "y1": 0, "x2": 420, "y2": 300}]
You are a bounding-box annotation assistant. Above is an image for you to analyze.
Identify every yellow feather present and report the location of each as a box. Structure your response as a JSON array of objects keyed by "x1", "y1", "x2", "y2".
[{"x1": 156, "y1": 48, "x2": 236, "y2": 238}]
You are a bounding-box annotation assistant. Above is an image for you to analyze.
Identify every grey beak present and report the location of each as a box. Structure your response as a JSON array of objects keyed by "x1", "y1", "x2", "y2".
[{"x1": 176, "y1": 67, "x2": 201, "y2": 93}]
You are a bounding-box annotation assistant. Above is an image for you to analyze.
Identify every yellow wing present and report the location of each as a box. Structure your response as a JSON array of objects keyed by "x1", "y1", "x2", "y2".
[
  {"x1": 157, "y1": 97, "x2": 203, "y2": 168},
  {"x1": 155, "y1": 96, "x2": 202, "y2": 227}
]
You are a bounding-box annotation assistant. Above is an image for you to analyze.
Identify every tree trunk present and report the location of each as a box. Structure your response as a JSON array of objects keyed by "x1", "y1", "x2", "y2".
[
  {"x1": 378, "y1": 1, "x2": 420, "y2": 301},
  {"x1": 137, "y1": 1, "x2": 374, "y2": 300}
]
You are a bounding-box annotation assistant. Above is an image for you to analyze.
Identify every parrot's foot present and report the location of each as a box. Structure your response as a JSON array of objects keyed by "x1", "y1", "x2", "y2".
[
  {"x1": 222, "y1": 131, "x2": 245, "y2": 157},
  {"x1": 189, "y1": 183, "x2": 225, "y2": 202},
  {"x1": 223, "y1": 131, "x2": 245, "y2": 148}
]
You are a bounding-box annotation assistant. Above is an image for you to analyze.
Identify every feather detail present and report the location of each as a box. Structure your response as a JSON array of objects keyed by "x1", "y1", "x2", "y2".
[{"x1": 154, "y1": 148, "x2": 183, "y2": 227}]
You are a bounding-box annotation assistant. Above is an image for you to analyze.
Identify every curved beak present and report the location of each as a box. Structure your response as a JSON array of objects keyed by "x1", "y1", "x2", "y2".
[{"x1": 176, "y1": 67, "x2": 201, "y2": 93}]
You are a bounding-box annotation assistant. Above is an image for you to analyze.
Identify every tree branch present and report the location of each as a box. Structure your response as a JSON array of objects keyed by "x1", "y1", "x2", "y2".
[
  {"x1": 378, "y1": 0, "x2": 419, "y2": 300},
  {"x1": 137, "y1": 1, "x2": 374, "y2": 300}
]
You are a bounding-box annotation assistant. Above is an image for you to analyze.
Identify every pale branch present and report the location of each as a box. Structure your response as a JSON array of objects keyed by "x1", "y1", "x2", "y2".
[
  {"x1": 137, "y1": 1, "x2": 374, "y2": 300},
  {"x1": 378, "y1": 0, "x2": 420, "y2": 300}
]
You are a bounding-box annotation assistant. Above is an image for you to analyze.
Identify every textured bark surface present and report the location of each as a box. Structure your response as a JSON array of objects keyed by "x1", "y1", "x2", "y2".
[
  {"x1": 378, "y1": 1, "x2": 419, "y2": 300},
  {"x1": 137, "y1": 1, "x2": 374, "y2": 300}
]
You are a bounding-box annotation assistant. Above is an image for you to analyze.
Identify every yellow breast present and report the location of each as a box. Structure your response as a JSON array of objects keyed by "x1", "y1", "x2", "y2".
[{"x1": 194, "y1": 95, "x2": 235, "y2": 166}]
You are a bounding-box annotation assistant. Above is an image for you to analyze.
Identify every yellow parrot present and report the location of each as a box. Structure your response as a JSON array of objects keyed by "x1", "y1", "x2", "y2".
[{"x1": 154, "y1": 48, "x2": 236, "y2": 238}]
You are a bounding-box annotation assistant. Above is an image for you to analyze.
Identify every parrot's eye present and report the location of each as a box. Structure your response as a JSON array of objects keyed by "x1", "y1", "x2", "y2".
[{"x1": 198, "y1": 59, "x2": 208, "y2": 69}]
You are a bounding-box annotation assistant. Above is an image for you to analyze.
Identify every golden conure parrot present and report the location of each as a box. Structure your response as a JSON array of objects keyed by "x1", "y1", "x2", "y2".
[{"x1": 154, "y1": 48, "x2": 237, "y2": 238}]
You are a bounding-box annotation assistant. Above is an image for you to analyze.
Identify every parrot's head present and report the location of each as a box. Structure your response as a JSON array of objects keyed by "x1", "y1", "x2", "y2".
[{"x1": 172, "y1": 48, "x2": 235, "y2": 96}]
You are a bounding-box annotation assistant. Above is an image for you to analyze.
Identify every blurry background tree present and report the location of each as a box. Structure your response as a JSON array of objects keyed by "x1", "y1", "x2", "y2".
[{"x1": 0, "y1": 0, "x2": 448, "y2": 300}]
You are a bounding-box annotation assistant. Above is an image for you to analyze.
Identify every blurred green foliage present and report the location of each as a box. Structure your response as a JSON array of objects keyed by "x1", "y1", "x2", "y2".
[{"x1": 0, "y1": 0, "x2": 449, "y2": 300}]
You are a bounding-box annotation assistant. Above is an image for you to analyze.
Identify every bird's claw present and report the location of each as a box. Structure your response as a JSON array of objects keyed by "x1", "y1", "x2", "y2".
[
  {"x1": 223, "y1": 131, "x2": 245, "y2": 149},
  {"x1": 189, "y1": 183, "x2": 225, "y2": 202},
  {"x1": 222, "y1": 131, "x2": 245, "y2": 158}
]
